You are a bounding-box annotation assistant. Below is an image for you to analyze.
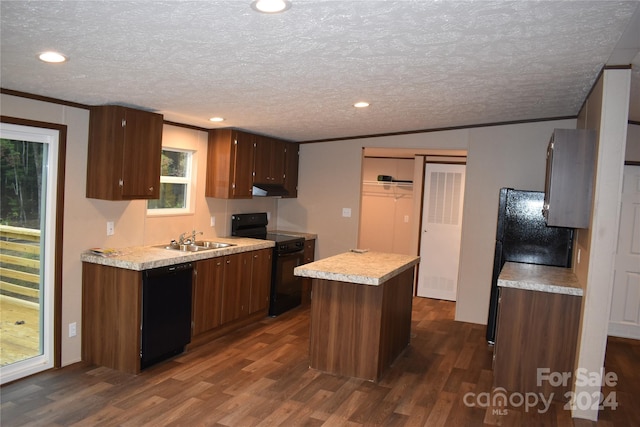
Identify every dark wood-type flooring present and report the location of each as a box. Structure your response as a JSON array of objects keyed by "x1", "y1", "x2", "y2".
[{"x1": 1, "y1": 298, "x2": 638, "y2": 426}]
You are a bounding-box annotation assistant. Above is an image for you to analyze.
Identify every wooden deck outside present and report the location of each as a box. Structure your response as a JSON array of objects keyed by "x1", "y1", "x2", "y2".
[{"x1": 0, "y1": 294, "x2": 40, "y2": 366}]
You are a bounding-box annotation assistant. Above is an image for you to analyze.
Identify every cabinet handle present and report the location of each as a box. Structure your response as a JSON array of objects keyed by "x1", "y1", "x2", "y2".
[{"x1": 149, "y1": 186, "x2": 154, "y2": 192}]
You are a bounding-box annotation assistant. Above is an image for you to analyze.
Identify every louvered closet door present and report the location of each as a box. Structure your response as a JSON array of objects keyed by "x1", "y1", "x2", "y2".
[{"x1": 417, "y1": 163, "x2": 466, "y2": 301}]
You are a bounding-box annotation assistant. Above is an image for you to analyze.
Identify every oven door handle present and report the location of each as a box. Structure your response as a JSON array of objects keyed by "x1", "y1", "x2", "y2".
[{"x1": 276, "y1": 249, "x2": 304, "y2": 257}]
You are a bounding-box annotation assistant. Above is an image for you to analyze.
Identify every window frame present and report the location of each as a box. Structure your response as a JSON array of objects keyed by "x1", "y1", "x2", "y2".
[{"x1": 147, "y1": 147, "x2": 195, "y2": 216}]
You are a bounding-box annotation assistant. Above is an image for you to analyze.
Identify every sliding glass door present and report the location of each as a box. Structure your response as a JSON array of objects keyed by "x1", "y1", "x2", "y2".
[{"x1": 0, "y1": 123, "x2": 60, "y2": 384}]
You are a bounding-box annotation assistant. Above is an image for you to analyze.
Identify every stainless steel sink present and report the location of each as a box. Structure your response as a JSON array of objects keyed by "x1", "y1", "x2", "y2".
[
  {"x1": 194, "y1": 240, "x2": 235, "y2": 249},
  {"x1": 155, "y1": 241, "x2": 236, "y2": 252}
]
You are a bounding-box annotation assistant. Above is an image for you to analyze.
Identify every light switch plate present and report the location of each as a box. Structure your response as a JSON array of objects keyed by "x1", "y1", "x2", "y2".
[{"x1": 342, "y1": 208, "x2": 351, "y2": 217}]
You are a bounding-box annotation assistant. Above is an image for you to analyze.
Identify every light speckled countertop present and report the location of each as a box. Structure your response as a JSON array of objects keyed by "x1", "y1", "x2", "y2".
[
  {"x1": 498, "y1": 262, "x2": 583, "y2": 296},
  {"x1": 80, "y1": 237, "x2": 274, "y2": 271},
  {"x1": 294, "y1": 251, "x2": 420, "y2": 286}
]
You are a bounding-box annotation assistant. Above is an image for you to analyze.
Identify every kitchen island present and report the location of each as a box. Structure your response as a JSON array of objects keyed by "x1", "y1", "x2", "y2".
[{"x1": 295, "y1": 251, "x2": 419, "y2": 381}]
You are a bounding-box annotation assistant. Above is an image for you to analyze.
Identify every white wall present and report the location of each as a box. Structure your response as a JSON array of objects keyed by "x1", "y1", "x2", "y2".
[
  {"x1": 572, "y1": 69, "x2": 631, "y2": 421},
  {"x1": 359, "y1": 157, "x2": 414, "y2": 254},
  {"x1": 278, "y1": 119, "x2": 576, "y2": 324},
  {"x1": 626, "y1": 123, "x2": 640, "y2": 162}
]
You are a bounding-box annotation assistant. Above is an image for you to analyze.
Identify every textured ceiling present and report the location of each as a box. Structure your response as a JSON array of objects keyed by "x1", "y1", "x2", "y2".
[{"x1": 1, "y1": 1, "x2": 639, "y2": 142}]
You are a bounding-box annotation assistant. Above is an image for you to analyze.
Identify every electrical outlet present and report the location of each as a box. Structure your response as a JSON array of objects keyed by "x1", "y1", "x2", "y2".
[
  {"x1": 69, "y1": 322, "x2": 77, "y2": 337},
  {"x1": 404, "y1": 215, "x2": 409, "y2": 223},
  {"x1": 342, "y1": 208, "x2": 352, "y2": 218},
  {"x1": 106, "y1": 221, "x2": 115, "y2": 236},
  {"x1": 210, "y1": 216, "x2": 215, "y2": 227}
]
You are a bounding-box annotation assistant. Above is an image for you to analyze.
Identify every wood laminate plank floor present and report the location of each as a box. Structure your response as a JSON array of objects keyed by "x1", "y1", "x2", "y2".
[{"x1": 1, "y1": 297, "x2": 637, "y2": 426}]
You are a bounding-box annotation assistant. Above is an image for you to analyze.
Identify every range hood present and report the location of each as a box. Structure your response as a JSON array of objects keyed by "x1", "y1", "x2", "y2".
[{"x1": 252, "y1": 183, "x2": 289, "y2": 197}]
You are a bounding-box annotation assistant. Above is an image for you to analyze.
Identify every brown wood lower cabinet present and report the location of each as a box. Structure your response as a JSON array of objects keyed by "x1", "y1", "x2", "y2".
[
  {"x1": 192, "y1": 257, "x2": 224, "y2": 336},
  {"x1": 83, "y1": 248, "x2": 273, "y2": 374},
  {"x1": 192, "y1": 248, "x2": 272, "y2": 337},
  {"x1": 309, "y1": 268, "x2": 414, "y2": 382},
  {"x1": 82, "y1": 263, "x2": 142, "y2": 374},
  {"x1": 493, "y1": 287, "x2": 582, "y2": 400},
  {"x1": 249, "y1": 248, "x2": 272, "y2": 314},
  {"x1": 220, "y1": 252, "x2": 251, "y2": 324},
  {"x1": 301, "y1": 239, "x2": 316, "y2": 305}
]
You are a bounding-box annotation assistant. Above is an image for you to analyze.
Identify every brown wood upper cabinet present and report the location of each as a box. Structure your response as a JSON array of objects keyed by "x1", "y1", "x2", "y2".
[
  {"x1": 206, "y1": 129, "x2": 255, "y2": 199},
  {"x1": 254, "y1": 135, "x2": 286, "y2": 185},
  {"x1": 206, "y1": 129, "x2": 299, "y2": 199},
  {"x1": 86, "y1": 105, "x2": 163, "y2": 200},
  {"x1": 283, "y1": 142, "x2": 299, "y2": 198},
  {"x1": 542, "y1": 128, "x2": 596, "y2": 228}
]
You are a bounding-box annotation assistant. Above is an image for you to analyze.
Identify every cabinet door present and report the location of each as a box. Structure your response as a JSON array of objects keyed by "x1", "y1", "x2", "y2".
[
  {"x1": 301, "y1": 239, "x2": 315, "y2": 304},
  {"x1": 192, "y1": 258, "x2": 224, "y2": 336},
  {"x1": 249, "y1": 248, "x2": 272, "y2": 314},
  {"x1": 86, "y1": 105, "x2": 162, "y2": 200},
  {"x1": 231, "y1": 131, "x2": 255, "y2": 198},
  {"x1": 543, "y1": 129, "x2": 596, "y2": 228},
  {"x1": 493, "y1": 287, "x2": 581, "y2": 398},
  {"x1": 82, "y1": 263, "x2": 142, "y2": 374},
  {"x1": 206, "y1": 129, "x2": 254, "y2": 199},
  {"x1": 253, "y1": 134, "x2": 271, "y2": 185},
  {"x1": 269, "y1": 138, "x2": 286, "y2": 185},
  {"x1": 282, "y1": 142, "x2": 299, "y2": 198},
  {"x1": 221, "y1": 253, "x2": 251, "y2": 324},
  {"x1": 254, "y1": 136, "x2": 286, "y2": 185},
  {"x1": 121, "y1": 108, "x2": 163, "y2": 199}
]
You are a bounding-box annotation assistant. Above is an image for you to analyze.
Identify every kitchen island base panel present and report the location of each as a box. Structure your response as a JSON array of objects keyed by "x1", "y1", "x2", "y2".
[{"x1": 309, "y1": 268, "x2": 414, "y2": 382}]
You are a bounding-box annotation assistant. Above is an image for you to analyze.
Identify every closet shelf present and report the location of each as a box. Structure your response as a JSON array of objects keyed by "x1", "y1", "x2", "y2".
[{"x1": 363, "y1": 180, "x2": 413, "y2": 188}]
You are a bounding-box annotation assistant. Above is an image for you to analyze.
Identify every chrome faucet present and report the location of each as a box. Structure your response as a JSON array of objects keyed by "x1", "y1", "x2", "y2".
[
  {"x1": 178, "y1": 230, "x2": 203, "y2": 245},
  {"x1": 177, "y1": 232, "x2": 188, "y2": 245},
  {"x1": 190, "y1": 230, "x2": 203, "y2": 243}
]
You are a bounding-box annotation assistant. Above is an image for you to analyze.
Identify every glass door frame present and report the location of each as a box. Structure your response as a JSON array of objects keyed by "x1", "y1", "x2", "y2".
[{"x1": 0, "y1": 116, "x2": 66, "y2": 383}]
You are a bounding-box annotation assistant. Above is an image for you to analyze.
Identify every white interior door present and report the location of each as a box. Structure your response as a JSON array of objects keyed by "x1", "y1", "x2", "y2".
[
  {"x1": 609, "y1": 165, "x2": 640, "y2": 340},
  {"x1": 417, "y1": 163, "x2": 465, "y2": 301}
]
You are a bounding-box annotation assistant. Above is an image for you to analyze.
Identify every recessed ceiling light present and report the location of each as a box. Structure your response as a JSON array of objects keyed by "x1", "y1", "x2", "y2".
[
  {"x1": 38, "y1": 51, "x2": 68, "y2": 63},
  {"x1": 354, "y1": 102, "x2": 370, "y2": 108},
  {"x1": 251, "y1": 0, "x2": 291, "y2": 13},
  {"x1": 209, "y1": 117, "x2": 225, "y2": 122}
]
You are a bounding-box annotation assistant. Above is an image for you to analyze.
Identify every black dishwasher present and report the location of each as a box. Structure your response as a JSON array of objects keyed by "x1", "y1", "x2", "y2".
[{"x1": 141, "y1": 262, "x2": 193, "y2": 370}]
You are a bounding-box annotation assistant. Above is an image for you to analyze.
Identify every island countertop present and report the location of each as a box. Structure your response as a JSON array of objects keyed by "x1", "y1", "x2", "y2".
[
  {"x1": 498, "y1": 261, "x2": 583, "y2": 296},
  {"x1": 294, "y1": 251, "x2": 420, "y2": 286}
]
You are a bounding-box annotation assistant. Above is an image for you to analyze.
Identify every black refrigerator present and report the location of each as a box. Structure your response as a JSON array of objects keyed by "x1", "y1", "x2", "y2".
[{"x1": 486, "y1": 188, "x2": 574, "y2": 343}]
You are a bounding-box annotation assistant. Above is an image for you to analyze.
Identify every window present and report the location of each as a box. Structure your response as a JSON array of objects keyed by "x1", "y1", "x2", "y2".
[{"x1": 147, "y1": 148, "x2": 194, "y2": 215}]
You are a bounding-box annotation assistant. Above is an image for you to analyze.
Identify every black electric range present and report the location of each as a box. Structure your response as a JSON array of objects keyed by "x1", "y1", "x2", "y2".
[{"x1": 231, "y1": 213, "x2": 305, "y2": 316}]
